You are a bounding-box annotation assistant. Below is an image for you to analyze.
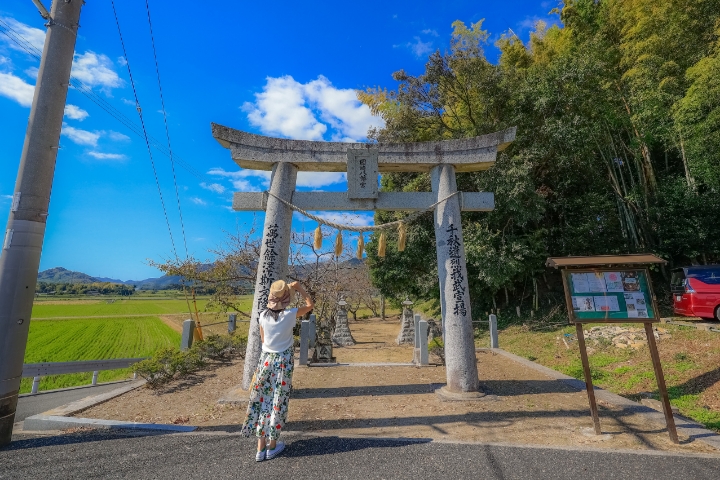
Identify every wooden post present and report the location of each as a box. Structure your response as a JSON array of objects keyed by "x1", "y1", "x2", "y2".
[
  {"x1": 645, "y1": 322, "x2": 679, "y2": 443},
  {"x1": 576, "y1": 323, "x2": 601, "y2": 434}
]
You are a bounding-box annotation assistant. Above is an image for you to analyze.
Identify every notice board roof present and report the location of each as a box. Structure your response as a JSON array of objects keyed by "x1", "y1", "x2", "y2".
[{"x1": 546, "y1": 254, "x2": 667, "y2": 268}]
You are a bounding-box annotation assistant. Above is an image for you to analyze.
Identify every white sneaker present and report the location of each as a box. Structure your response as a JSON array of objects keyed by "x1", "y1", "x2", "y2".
[
  {"x1": 266, "y1": 441, "x2": 285, "y2": 460},
  {"x1": 255, "y1": 448, "x2": 266, "y2": 462}
]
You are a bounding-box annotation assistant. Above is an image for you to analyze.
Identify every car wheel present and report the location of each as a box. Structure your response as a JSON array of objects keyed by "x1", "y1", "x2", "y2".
[{"x1": 715, "y1": 305, "x2": 720, "y2": 322}]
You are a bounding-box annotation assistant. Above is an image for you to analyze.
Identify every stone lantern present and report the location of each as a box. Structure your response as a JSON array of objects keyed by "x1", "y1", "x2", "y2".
[
  {"x1": 332, "y1": 297, "x2": 356, "y2": 347},
  {"x1": 397, "y1": 296, "x2": 415, "y2": 345}
]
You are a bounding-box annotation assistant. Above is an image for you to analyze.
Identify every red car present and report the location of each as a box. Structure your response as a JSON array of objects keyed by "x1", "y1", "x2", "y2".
[{"x1": 671, "y1": 265, "x2": 720, "y2": 320}]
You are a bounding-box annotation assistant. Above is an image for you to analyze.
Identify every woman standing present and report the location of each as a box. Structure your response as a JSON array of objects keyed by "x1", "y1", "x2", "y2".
[{"x1": 241, "y1": 279, "x2": 314, "y2": 461}]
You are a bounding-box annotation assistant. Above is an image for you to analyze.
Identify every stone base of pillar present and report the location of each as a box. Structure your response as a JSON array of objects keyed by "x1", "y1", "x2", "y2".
[{"x1": 434, "y1": 385, "x2": 487, "y2": 402}]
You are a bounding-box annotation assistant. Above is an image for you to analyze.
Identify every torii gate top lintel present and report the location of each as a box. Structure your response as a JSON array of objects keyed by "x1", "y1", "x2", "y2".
[{"x1": 211, "y1": 123, "x2": 516, "y2": 173}]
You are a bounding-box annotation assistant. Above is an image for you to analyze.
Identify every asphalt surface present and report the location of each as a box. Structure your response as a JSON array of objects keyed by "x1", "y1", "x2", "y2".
[
  {"x1": 15, "y1": 382, "x2": 131, "y2": 422},
  {"x1": 2, "y1": 431, "x2": 719, "y2": 479}
]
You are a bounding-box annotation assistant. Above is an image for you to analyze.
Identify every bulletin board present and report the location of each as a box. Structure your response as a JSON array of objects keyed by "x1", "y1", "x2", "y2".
[{"x1": 561, "y1": 268, "x2": 659, "y2": 323}]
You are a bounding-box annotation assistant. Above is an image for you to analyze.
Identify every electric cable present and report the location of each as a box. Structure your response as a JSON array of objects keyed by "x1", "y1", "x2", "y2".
[{"x1": 111, "y1": 0, "x2": 179, "y2": 260}]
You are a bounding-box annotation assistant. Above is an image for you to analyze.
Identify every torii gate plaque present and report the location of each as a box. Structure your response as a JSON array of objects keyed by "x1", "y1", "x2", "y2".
[{"x1": 212, "y1": 123, "x2": 516, "y2": 396}]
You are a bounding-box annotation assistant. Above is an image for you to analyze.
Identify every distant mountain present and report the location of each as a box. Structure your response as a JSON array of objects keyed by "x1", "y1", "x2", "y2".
[
  {"x1": 37, "y1": 266, "x2": 215, "y2": 290},
  {"x1": 37, "y1": 267, "x2": 99, "y2": 284},
  {"x1": 37, "y1": 267, "x2": 181, "y2": 289}
]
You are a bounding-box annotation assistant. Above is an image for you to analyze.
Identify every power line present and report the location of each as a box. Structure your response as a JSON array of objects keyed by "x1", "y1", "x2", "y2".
[
  {"x1": 0, "y1": 17, "x2": 207, "y2": 182},
  {"x1": 144, "y1": 0, "x2": 189, "y2": 259},
  {"x1": 111, "y1": 0, "x2": 179, "y2": 260}
]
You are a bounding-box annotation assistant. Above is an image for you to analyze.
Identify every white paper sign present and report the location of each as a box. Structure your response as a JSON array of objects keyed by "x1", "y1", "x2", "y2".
[
  {"x1": 593, "y1": 296, "x2": 620, "y2": 312},
  {"x1": 603, "y1": 272, "x2": 624, "y2": 292},
  {"x1": 572, "y1": 296, "x2": 596, "y2": 312},
  {"x1": 571, "y1": 273, "x2": 590, "y2": 293},
  {"x1": 624, "y1": 292, "x2": 648, "y2": 318},
  {"x1": 587, "y1": 272, "x2": 607, "y2": 292}
]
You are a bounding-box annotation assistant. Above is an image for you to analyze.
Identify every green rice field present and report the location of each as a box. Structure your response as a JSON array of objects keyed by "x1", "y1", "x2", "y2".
[
  {"x1": 31, "y1": 298, "x2": 209, "y2": 318},
  {"x1": 21, "y1": 315, "x2": 181, "y2": 393},
  {"x1": 20, "y1": 296, "x2": 212, "y2": 394}
]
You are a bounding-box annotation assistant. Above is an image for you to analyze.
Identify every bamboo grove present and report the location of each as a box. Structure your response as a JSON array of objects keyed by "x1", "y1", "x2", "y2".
[{"x1": 359, "y1": 0, "x2": 720, "y2": 313}]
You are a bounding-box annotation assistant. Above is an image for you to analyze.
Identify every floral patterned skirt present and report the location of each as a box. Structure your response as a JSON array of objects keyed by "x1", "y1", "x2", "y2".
[{"x1": 241, "y1": 346, "x2": 294, "y2": 440}]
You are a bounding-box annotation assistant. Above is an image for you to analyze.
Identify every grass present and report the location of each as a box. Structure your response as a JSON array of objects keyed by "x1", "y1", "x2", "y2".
[
  {"x1": 31, "y1": 298, "x2": 212, "y2": 318},
  {"x1": 476, "y1": 319, "x2": 720, "y2": 432},
  {"x1": 22, "y1": 316, "x2": 181, "y2": 393}
]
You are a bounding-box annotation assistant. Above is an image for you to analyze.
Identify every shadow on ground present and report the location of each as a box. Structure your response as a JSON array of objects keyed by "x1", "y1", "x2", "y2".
[{"x1": 291, "y1": 379, "x2": 580, "y2": 399}]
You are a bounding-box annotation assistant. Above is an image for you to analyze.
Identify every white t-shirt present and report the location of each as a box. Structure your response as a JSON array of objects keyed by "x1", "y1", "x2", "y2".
[{"x1": 259, "y1": 308, "x2": 298, "y2": 353}]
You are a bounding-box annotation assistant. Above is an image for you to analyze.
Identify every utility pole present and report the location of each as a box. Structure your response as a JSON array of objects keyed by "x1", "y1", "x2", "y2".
[{"x1": 0, "y1": 0, "x2": 83, "y2": 446}]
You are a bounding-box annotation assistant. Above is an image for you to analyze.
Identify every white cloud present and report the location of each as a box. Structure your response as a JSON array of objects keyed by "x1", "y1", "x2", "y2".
[
  {"x1": 244, "y1": 76, "x2": 326, "y2": 141},
  {"x1": 71, "y1": 51, "x2": 123, "y2": 92},
  {"x1": 208, "y1": 167, "x2": 346, "y2": 190},
  {"x1": 408, "y1": 37, "x2": 433, "y2": 57},
  {"x1": 0, "y1": 55, "x2": 10, "y2": 66},
  {"x1": 64, "y1": 104, "x2": 89, "y2": 121},
  {"x1": 208, "y1": 167, "x2": 271, "y2": 192},
  {"x1": 61, "y1": 123, "x2": 100, "y2": 146},
  {"x1": 297, "y1": 172, "x2": 346, "y2": 188},
  {"x1": 107, "y1": 131, "x2": 130, "y2": 142},
  {"x1": 0, "y1": 17, "x2": 45, "y2": 53},
  {"x1": 200, "y1": 182, "x2": 226, "y2": 194},
  {"x1": 87, "y1": 151, "x2": 126, "y2": 160},
  {"x1": 190, "y1": 197, "x2": 207, "y2": 206},
  {"x1": 24, "y1": 66, "x2": 38, "y2": 79},
  {"x1": 244, "y1": 75, "x2": 383, "y2": 142},
  {"x1": 294, "y1": 211, "x2": 374, "y2": 227},
  {"x1": 1, "y1": 194, "x2": 13, "y2": 201},
  {"x1": 0, "y1": 72, "x2": 34, "y2": 107},
  {"x1": 422, "y1": 29, "x2": 439, "y2": 37},
  {"x1": 117, "y1": 56, "x2": 127, "y2": 66}
]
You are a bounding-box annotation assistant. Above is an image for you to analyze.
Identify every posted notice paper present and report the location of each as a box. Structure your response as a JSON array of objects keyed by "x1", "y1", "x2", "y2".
[
  {"x1": 593, "y1": 296, "x2": 620, "y2": 312},
  {"x1": 572, "y1": 296, "x2": 596, "y2": 312}
]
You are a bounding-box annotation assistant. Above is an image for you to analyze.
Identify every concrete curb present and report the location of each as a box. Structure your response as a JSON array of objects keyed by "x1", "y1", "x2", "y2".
[
  {"x1": 23, "y1": 379, "x2": 196, "y2": 433},
  {"x1": 478, "y1": 348, "x2": 720, "y2": 451},
  {"x1": 23, "y1": 415, "x2": 196, "y2": 432},
  {"x1": 19, "y1": 379, "x2": 132, "y2": 398}
]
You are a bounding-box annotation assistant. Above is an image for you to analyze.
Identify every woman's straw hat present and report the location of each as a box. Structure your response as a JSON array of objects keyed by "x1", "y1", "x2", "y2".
[{"x1": 267, "y1": 280, "x2": 291, "y2": 310}]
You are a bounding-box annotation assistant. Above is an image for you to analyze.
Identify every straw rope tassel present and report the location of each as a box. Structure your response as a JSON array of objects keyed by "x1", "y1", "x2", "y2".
[
  {"x1": 334, "y1": 231, "x2": 343, "y2": 256},
  {"x1": 378, "y1": 232, "x2": 387, "y2": 257},
  {"x1": 397, "y1": 222, "x2": 407, "y2": 252},
  {"x1": 313, "y1": 224, "x2": 323, "y2": 250},
  {"x1": 356, "y1": 234, "x2": 364, "y2": 259}
]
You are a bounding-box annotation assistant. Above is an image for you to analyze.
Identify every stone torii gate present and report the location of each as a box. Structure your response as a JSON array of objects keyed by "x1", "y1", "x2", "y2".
[{"x1": 212, "y1": 123, "x2": 516, "y2": 396}]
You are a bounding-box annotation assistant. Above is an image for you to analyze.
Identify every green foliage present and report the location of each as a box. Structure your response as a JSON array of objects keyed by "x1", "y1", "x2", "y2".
[
  {"x1": 36, "y1": 281, "x2": 135, "y2": 296},
  {"x1": 132, "y1": 334, "x2": 247, "y2": 388},
  {"x1": 360, "y1": 2, "x2": 720, "y2": 315}
]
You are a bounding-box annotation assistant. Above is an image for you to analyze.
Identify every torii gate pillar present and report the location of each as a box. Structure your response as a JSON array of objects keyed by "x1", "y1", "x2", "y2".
[
  {"x1": 431, "y1": 165, "x2": 479, "y2": 393},
  {"x1": 241, "y1": 162, "x2": 297, "y2": 390}
]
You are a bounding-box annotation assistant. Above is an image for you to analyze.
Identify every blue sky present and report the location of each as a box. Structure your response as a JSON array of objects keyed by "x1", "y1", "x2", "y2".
[{"x1": 0, "y1": 0, "x2": 559, "y2": 281}]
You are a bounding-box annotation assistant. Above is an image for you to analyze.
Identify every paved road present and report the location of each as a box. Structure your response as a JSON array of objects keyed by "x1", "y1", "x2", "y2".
[
  {"x1": 15, "y1": 382, "x2": 131, "y2": 422},
  {"x1": 2, "y1": 431, "x2": 719, "y2": 479}
]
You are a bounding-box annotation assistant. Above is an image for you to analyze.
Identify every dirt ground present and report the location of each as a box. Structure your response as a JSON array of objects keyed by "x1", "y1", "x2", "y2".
[{"x1": 79, "y1": 317, "x2": 718, "y2": 453}]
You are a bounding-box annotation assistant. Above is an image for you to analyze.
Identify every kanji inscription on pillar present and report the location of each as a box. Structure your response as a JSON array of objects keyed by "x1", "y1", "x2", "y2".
[{"x1": 347, "y1": 150, "x2": 378, "y2": 199}]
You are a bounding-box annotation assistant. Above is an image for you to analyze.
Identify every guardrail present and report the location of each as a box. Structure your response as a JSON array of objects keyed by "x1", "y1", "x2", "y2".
[{"x1": 22, "y1": 358, "x2": 146, "y2": 394}]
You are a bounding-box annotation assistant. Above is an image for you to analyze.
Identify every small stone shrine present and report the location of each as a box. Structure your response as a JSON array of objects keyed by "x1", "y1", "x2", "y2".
[
  {"x1": 332, "y1": 298, "x2": 356, "y2": 347},
  {"x1": 313, "y1": 317, "x2": 336, "y2": 363},
  {"x1": 396, "y1": 297, "x2": 415, "y2": 345}
]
